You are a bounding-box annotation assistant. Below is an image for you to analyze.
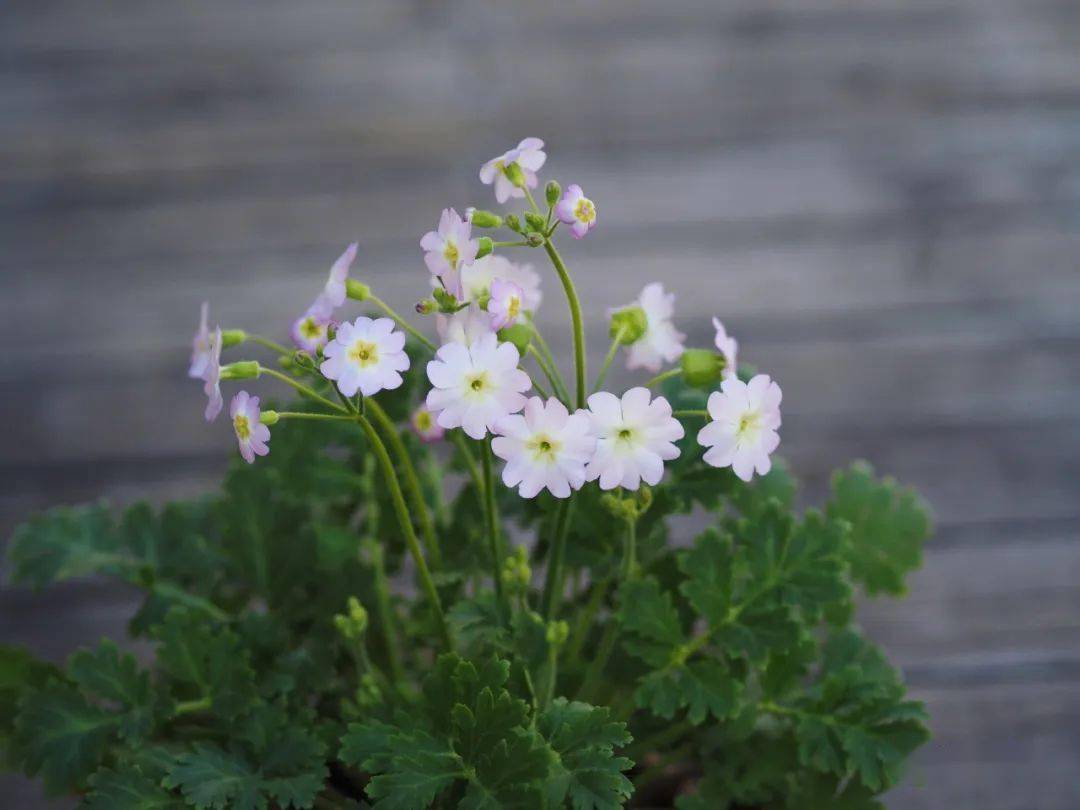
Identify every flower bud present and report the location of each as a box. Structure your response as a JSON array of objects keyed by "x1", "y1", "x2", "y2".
[
  {"x1": 525, "y1": 232, "x2": 544, "y2": 247},
  {"x1": 433, "y1": 287, "x2": 461, "y2": 313},
  {"x1": 497, "y1": 323, "x2": 532, "y2": 354},
  {"x1": 475, "y1": 236, "x2": 494, "y2": 260},
  {"x1": 545, "y1": 180, "x2": 561, "y2": 208},
  {"x1": 220, "y1": 361, "x2": 260, "y2": 381},
  {"x1": 333, "y1": 596, "x2": 369, "y2": 640},
  {"x1": 259, "y1": 410, "x2": 280, "y2": 426},
  {"x1": 503, "y1": 162, "x2": 527, "y2": 189},
  {"x1": 681, "y1": 348, "x2": 726, "y2": 389},
  {"x1": 501, "y1": 546, "x2": 532, "y2": 593},
  {"x1": 609, "y1": 306, "x2": 647, "y2": 345},
  {"x1": 504, "y1": 214, "x2": 523, "y2": 233},
  {"x1": 524, "y1": 211, "x2": 546, "y2": 232},
  {"x1": 221, "y1": 329, "x2": 247, "y2": 348},
  {"x1": 415, "y1": 299, "x2": 436, "y2": 315},
  {"x1": 470, "y1": 210, "x2": 503, "y2": 229},
  {"x1": 546, "y1": 620, "x2": 569, "y2": 648},
  {"x1": 345, "y1": 278, "x2": 371, "y2": 302}
]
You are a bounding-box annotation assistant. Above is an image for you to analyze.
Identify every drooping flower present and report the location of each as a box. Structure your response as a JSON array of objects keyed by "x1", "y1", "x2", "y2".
[
  {"x1": 554, "y1": 184, "x2": 597, "y2": 239},
  {"x1": 230, "y1": 391, "x2": 271, "y2": 464},
  {"x1": 320, "y1": 317, "x2": 410, "y2": 397},
  {"x1": 317, "y1": 243, "x2": 358, "y2": 311},
  {"x1": 411, "y1": 404, "x2": 445, "y2": 443},
  {"x1": 584, "y1": 387, "x2": 684, "y2": 490},
  {"x1": 290, "y1": 302, "x2": 332, "y2": 353},
  {"x1": 697, "y1": 374, "x2": 781, "y2": 482},
  {"x1": 425, "y1": 333, "x2": 532, "y2": 440},
  {"x1": 435, "y1": 304, "x2": 496, "y2": 345},
  {"x1": 189, "y1": 301, "x2": 213, "y2": 379},
  {"x1": 712, "y1": 317, "x2": 738, "y2": 380},
  {"x1": 488, "y1": 278, "x2": 525, "y2": 330},
  {"x1": 420, "y1": 208, "x2": 478, "y2": 296},
  {"x1": 460, "y1": 255, "x2": 542, "y2": 313},
  {"x1": 620, "y1": 282, "x2": 686, "y2": 373},
  {"x1": 201, "y1": 326, "x2": 224, "y2": 422},
  {"x1": 479, "y1": 137, "x2": 546, "y2": 203},
  {"x1": 492, "y1": 397, "x2": 596, "y2": 498}
]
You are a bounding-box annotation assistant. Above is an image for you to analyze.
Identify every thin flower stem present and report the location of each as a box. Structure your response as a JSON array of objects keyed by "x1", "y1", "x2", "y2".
[
  {"x1": 172, "y1": 696, "x2": 212, "y2": 717},
  {"x1": 672, "y1": 409, "x2": 709, "y2": 419},
  {"x1": 149, "y1": 582, "x2": 230, "y2": 622},
  {"x1": 644, "y1": 368, "x2": 681, "y2": 389},
  {"x1": 480, "y1": 438, "x2": 506, "y2": 603},
  {"x1": 368, "y1": 294, "x2": 436, "y2": 352},
  {"x1": 541, "y1": 498, "x2": 574, "y2": 620},
  {"x1": 492, "y1": 240, "x2": 531, "y2": 248},
  {"x1": 274, "y1": 411, "x2": 356, "y2": 422},
  {"x1": 365, "y1": 398, "x2": 442, "y2": 568},
  {"x1": 565, "y1": 575, "x2": 611, "y2": 663},
  {"x1": 540, "y1": 640, "x2": 559, "y2": 711},
  {"x1": 363, "y1": 536, "x2": 407, "y2": 687},
  {"x1": 526, "y1": 318, "x2": 569, "y2": 401},
  {"x1": 452, "y1": 431, "x2": 484, "y2": 504},
  {"x1": 258, "y1": 366, "x2": 348, "y2": 413},
  {"x1": 247, "y1": 335, "x2": 293, "y2": 356},
  {"x1": 356, "y1": 413, "x2": 450, "y2": 648},
  {"x1": 542, "y1": 240, "x2": 587, "y2": 409},
  {"x1": 593, "y1": 326, "x2": 627, "y2": 393},
  {"x1": 525, "y1": 345, "x2": 562, "y2": 403}
]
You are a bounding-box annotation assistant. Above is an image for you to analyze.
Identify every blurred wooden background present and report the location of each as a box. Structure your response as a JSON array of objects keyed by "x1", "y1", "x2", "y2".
[{"x1": 3, "y1": 1, "x2": 1079, "y2": 807}]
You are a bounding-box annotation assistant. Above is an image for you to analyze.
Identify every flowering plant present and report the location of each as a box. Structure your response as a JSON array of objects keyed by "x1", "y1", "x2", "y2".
[{"x1": 3, "y1": 140, "x2": 932, "y2": 809}]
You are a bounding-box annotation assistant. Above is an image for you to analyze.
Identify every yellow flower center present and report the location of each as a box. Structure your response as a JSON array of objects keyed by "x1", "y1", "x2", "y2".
[
  {"x1": 233, "y1": 414, "x2": 251, "y2": 441},
  {"x1": 617, "y1": 427, "x2": 635, "y2": 443},
  {"x1": 574, "y1": 197, "x2": 596, "y2": 224},
  {"x1": 737, "y1": 411, "x2": 761, "y2": 440},
  {"x1": 443, "y1": 240, "x2": 459, "y2": 268},
  {"x1": 527, "y1": 434, "x2": 560, "y2": 461},
  {"x1": 415, "y1": 410, "x2": 433, "y2": 432},
  {"x1": 506, "y1": 295, "x2": 521, "y2": 322},
  {"x1": 348, "y1": 339, "x2": 379, "y2": 368},
  {"x1": 300, "y1": 317, "x2": 323, "y2": 340}
]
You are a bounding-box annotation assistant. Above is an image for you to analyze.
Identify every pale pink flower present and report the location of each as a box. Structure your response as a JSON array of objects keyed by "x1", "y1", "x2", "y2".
[
  {"x1": 189, "y1": 301, "x2": 213, "y2": 379},
  {"x1": 492, "y1": 397, "x2": 596, "y2": 499},
  {"x1": 697, "y1": 374, "x2": 782, "y2": 482},
  {"x1": 420, "y1": 208, "x2": 478, "y2": 296},
  {"x1": 460, "y1": 255, "x2": 542, "y2": 313},
  {"x1": 230, "y1": 391, "x2": 271, "y2": 464},
  {"x1": 321, "y1": 317, "x2": 410, "y2": 398},
  {"x1": 712, "y1": 317, "x2": 738, "y2": 380},
  {"x1": 554, "y1": 184, "x2": 597, "y2": 239},
  {"x1": 411, "y1": 404, "x2": 445, "y2": 443},
  {"x1": 425, "y1": 333, "x2": 532, "y2": 440},
  {"x1": 621, "y1": 283, "x2": 686, "y2": 373},
  {"x1": 488, "y1": 278, "x2": 525, "y2": 330},
  {"x1": 317, "y1": 243, "x2": 358, "y2": 311},
  {"x1": 435, "y1": 304, "x2": 496, "y2": 346},
  {"x1": 584, "y1": 387, "x2": 684, "y2": 490},
  {"x1": 479, "y1": 137, "x2": 546, "y2": 203},
  {"x1": 202, "y1": 327, "x2": 224, "y2": 422},
  {"x1": 290, "y1": 302, "x2": 332, "y2": 353}
]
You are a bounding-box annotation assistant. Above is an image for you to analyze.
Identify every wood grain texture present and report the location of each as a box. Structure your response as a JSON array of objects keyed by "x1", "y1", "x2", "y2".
[{"x1": 2, "y1": 1, "x2": 1079, "y2": 807}]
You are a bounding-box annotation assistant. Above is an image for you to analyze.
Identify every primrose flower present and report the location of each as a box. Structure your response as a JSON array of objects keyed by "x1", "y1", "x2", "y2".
[
  {"x1": 320, "y1": 317, "x2": 410, "y2": 398},
  {"x1": 492, "y1": 397, "x2": 596, "y2": 499},
  {"x1": 621, "y1": 282, "x2": 686, "y2": 373},
  {"x1": 425, "y1": 333, "x2": 532, "y2": 440},
  {"x1": 712, "y1": 317, "x2": 738, "y2": 380},
  {"x1": 461, "y1": 255, "x2": 542, "y2": 313},
  {"x1": 420, "y1": 208, "x2": 478, "y2": 296},
  {"x1": 317, "y1": 243, "x2": 358, "y2": 311},
  {"x1": 555, "y1": 184, "x2": 597, "y2": 239},
  {"x1": 230, "y1": 391, "x2": 271, "y2": 464},
  {"x1": 435, "y1": 304, "x2": 496, "y2": 346},
  {"x1": 488, "y1": 279, "x2": 525, "y2": 330},
  {"x1": 584, "y1": 387, "x2": 684, "y2": 490},
  {"x1": 201, "y1": 327, "x2": 224, "y2": 422},
  {"x1": 290, "y1": 303, "x2": 332, "y2": 353},
  {"x1": 189, "y1": 302, "x2": 213, "y2": 379},
  {"x1": 698, "y1": 374, "x2": 781, "y2": 482},
  {"x1": 479, "y1": 137, "x2": 546, "y2": 203},
  {"x1": 411, "y1": 404, "x2": 445, "y2": 443}
]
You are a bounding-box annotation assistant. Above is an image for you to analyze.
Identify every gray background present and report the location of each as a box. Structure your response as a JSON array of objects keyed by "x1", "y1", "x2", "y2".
[{"x1": 3, "y1": 1, "x2": 1080, "y2": 807}]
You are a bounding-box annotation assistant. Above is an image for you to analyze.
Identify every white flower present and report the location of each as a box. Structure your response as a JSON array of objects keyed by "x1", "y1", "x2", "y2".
[
  {"x1": 320, "y1": 317, "x2": 410, "y2": 397},
  {"x1": 697, "y1": 374, "x2": 781, "y2": 482},
  {"x1": 290, "y1": 303, "x2": 332, "y2": 353},
  {"x1": 435, "y1": 304, "x2": 496, "y2": 346},
  {"x1": 201, "y1": 326, "x2": 224, "y2": 422},
  {"x1": 230, "y1": 391, "x2": 271, "y2": 464},
  {"x1": 712, "y1": 317, "x2": 738, "y2": 380},
  {"x1": 425, "y1": 333, "x2": 532, "y2": 440},
  {"x1": 554, "y1": 184, "x2": 597, "y2": 239},
  {"x1": 420, "y1": 208, "x2": 478, "y2": 296},
  {"x1": 492, "y1": 397, "x2": 596, "y2": 499},
  {"x1": 584, "y1": 387, "x2": 684, "y2": 490},
  {"x1": 488, "y1": 279, "x2": 525, "y2": 330},
  {"x1": 189, "y1": 301, "x2": 213, "y2": 379},
  {"x1": 460, "y1": 255, "x2": 542, "y2": 313},
  {"x1": 479, "y1": 137, "x2": 546, "y2": 203},
  {"x1": 317, "y1": 243, "x2": 358, "y2": 311},
  {"x1": 621, "y1": 283, "x2": 686, "y2": 373}
]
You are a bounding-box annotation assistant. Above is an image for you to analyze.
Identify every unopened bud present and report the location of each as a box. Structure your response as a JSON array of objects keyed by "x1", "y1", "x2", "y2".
[
  {"x1": 345, "y1": 279, "x2": 371, "y2": 302},
  {"x1": 433, "y1": 287, "x2": 461, "y2": 313},
  {"x1": 545, "y1": 181, "x2": 562, "y2": 207},
  {"x1": 525, "y1": 232, "x2": 544, "y2": 247},
  {"x1": 504, "y1": 214, "x2": 522, "y2": 233},
  {"x1": 220, "y1": 361, "x2": 260, "y2": 381},
  {"x1": 333, "y1": 596, "x2": 369, "y2": 641},
  {"x1": 501, "y1": 546, "x2": 532, "y2": 592},
  {"x1": 546, "y1": 620, "x2": 569, "y2": 648},
  {"x1": 221, "y1": 329, "x2": 247, "y2": 348},
  {"x1": 609, "y1": 307, "x2": 648, "y2": 345},
  {"x1": 498, "y1": 323, "x2": 532, "y2": 354},
  {"x1": 470, "y1": 210, "x2": 503, "y2": 229},
  {"x1": 524, "y1": 211, "x2": 546, "y2": 232},
  {"x1": 259, "y1": 410, "x2": 280, "y2": 426},
  {"x1": 503, "y1": 162, "x2": 527, "y2": 189},
  {"x1": 681, "y1": 348, "x2": 726, "y2": 389},
  {"x1": 475, "y1": 236, "x2": 494, "y2": 260},
  {"x1": 415, "y1": 299, "x2": 436, "y2": 316}
]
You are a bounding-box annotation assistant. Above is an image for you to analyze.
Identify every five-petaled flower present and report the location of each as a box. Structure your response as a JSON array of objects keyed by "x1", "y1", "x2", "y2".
[
  {"x1": 201, "y1": 326, "x2": 224, "y2": 422},
  {"x1": 230, "y1": 391, "x2": 271, "y2": 464},
  {"x1": 290, "y1": 303, "x2": 332, "y2": 353},
  {"x1": 460, "y1": 255, "x2": 542, "y2": 314},
  {"x1": 492, "y1": 397, "x2": 596, "y2": 498},
  {"x1": 698, "y1": 374, "x2": 781, "y2": 482},
  {"x1": 479, "y1": 137, "x2": 547, "y2": 203},
  {"x1": 425, "y1": 333, "x2": 532, "y2": 440},
  {"x1": 321, "y1": 317, "x2": 410, "y2": 398},
  {"x1": 189, "y1": 301, "x2": 213, "y2": 379},
  {"x1": 620, "y1": 283, "x2": 686, "y2": 373},
  {"x1": 435, "y1": 304, "x2": 496, "y2": 346},
  {"x1": 584, "y1": 387, "x2": 684, "y2": 490},
  {"x1": 488, "y1": 278, "x2": 525, "y2": 330},
  {"x1": 411, "y1": 404, "x2": 445, "y2": 443},
  {"x1": 712, "y1": 317, "x2": 738, "y2": 380},
  {"x1": 420, "y1": 208, "x2": 478, "y2": 297},
  {"x1": 555, "y1": 184, "x2": 597, "y2": 239}
]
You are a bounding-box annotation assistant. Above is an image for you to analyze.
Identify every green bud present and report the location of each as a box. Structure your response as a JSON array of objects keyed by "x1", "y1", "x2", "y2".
[
  {"x1": 504, "y1": 214, "x2": 522, "y2": 233},
  {"x1": 470, "y1": 210, "x2": 503, "y2": 229},
  {"x1": 433, "y1": 287, "x2": 461, "y2": 313},
  {"x1": 545, "y1": 180, "x2": 562, "y2": 207},
  {"x1": 220, "y1": 361, "x2": 260, "y2": 381},
  {"x1": 221, "y1": 329, "x2": 247, "y2": 348},
  {"x1": 345, "y1": 278, "x2": 371, "y2": 302},
  {"x1": 546, "y1": 620, "x2": 569, "y2": 648},
  {"x1": 415, "y1": 299, "x2": 436, "y2": 316},
  {"x1": 609, "y1": 306, "x2": 648, "y2": 345},
  {"x1": 525, "y1": 232, "x2": 544, "y2": 247},
  {"x1": 333, "y1": 596, "x2": 369, "y2": 641},
  {"x1": 681, "y1": 348, "x2": 726, "y2": 389},
  {"x1": 259, "y1": 410, "x2": 280, "y2": 426},
  {"x1": 501, "y1": 546, "x2": 532, "y2": 592},
  {"x1": 498, "y1": 323, "x2": 532, "y2": 354},
  {"x1": 524, "y1": 211, "x2": 546, "y2": 232},
  {"x1": 503, "y1": 162, "x2": 526, "y2": 189},
  {"x1": 475, "y1": 236, "x2": 494, "y2": 260}
]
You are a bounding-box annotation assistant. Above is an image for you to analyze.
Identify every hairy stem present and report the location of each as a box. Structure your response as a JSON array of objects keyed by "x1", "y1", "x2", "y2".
[
  {"x1": 368, "y1": 294, "x2": 436, "y2": 351},
  {"x1": 258, "y1": 366, "x2": 348, "y2": 413},
  {"x1": 480, "y1": 438, "x2": 506, "y2": 603},
  {"x1": 592, "y1": 326, "x2": 627, "y2": 393},
  {"x1": 541, "y1": 498, "x2": 574, "y2": 620},
  {"x1": 542, "y1": 240, "x2": 588, "y2": 409}
]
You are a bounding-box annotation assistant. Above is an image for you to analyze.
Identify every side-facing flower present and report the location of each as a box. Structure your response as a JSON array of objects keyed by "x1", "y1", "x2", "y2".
[
  {"x1": 420, "y1": 208, "x2": 478, "y2": 296},
  {"x1": 189, "y1": 301, "x2": 213, "y2": 379},
  {"x1": 492, "y1": 397, "x2": 596, "y2": 498},
  {"x1": 317, "y1": 242, "x2": 358, "y2": 311},
  {"x1": 584, "y1": 387, "x2": 684, "y2": 490},
  {"x1": 435, "y1": 304, "x2": 496, "y2": 346},
  {"x1": 698, "y1": 374, "x2": 781, "y2": 482},
  {"x1": 620, "y1": 282, "x2": 686, "y2": 373},
  {"x1": 488, "y1": 278, "x2": 525, "y2": 330},
  {"x1": 555, "y1": 184, "x2": 597, "y2": 239},
  {"x1": 479, "y1": 137, "x2": 546, "y2": 203},
  {"x1": 460, "y1": 255, "x2": 542, "y2": 313},
  {"x1": 290, "y1": 302, "x2": 332, "y2": 353},
  {"x1": 411, "y1": 404, "x2": 445, "y2": 443},
  {"x1": 320, "y1": 317, "x2": 410, "y2": 397},
  {"x1": 230, "y1": 391, "x2": 271, "y2": 464},
  {"x1": 712, "y1": 317, "x2": 738, "y2": 380},
  {"x1": 425, "y1": 332, "x2": 532, "y2": 440},
  {"x1": 201, "y1": 327, "x2": 224, "y2": 422}
]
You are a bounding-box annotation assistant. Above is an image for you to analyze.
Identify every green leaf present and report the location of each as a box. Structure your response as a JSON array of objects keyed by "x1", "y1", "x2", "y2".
[
  {"x1": 349, "y1": 727, "x2": 461, "y2": 810},
  {"x1": 68, "y1": 641, "x2": 154, "y2": 740},
  {"x1": 677, "y1": 529, "x2": 733, "y2": 626},
  {"x1": 84, "y1": 766, "x2": 186, "y2": 809},
  {"x1": 7, "y1": 503, "x2": 122, "y2": 588},
  {"x1": 162, "y1": 743, "x2": 263, "y2": 810},
  {"x1": 0, "y1": 645, "x2": 61, "y2": 762},
  {"x1": 537, "y1": 699, "x2": 633, "y2": 810},
  {"x1": 827, "y1": 461, "x2": 931, "y2": 596}
]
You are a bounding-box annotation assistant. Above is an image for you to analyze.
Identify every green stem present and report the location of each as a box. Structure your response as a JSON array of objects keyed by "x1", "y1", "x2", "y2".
[
  {"x1": 363, "y1": 537, "x2": 407, "y2": 686},
  {"x1": 672, "y1": 409, "x2": 709, "y2": 419},
  {"x1": 172, "y1": 696, "x2": 212, "y2": 717},
  {"x1": 540, "y1": 642, "x2": 559, "y2": 711},
  {"x1": 526, "y1": 318, "x2": 569, "y2": 401},
  {"x1": 356, "y1": 413, "x2": 450, "y2": 648},
  {"x1": 593, "y1": 326, "x2": 626, "y2": 393},
  {"x1": 492, "y1": 240, "x2": 531, "y2": 248},
  {"x1": 273, "y1": 411, "x2": 356, "y2": 422},
  {"x1": 542, "y1": 240, "x2": 587, "y2": 409},
  {"x1": 452, "y1": 431, "x2": 485, "y2": 506},
  {"x1": 480, "y1": 438, "x2": 506, "y2": 603},
  {"x1": 368, "y1": 294, "x2": 436, "y2": 351},
  {"x1": 247, "y1": 335, "x2": 293, "y2": 355},
  {"x1": 149, "y1": 582, "x2": 230, "y2": 622},
  {"x1": 365, "y1": 398, "x2": 441, "y2": 568},
  {"x1": 644, "y1": 368, "x2": 681, "y2": 389},
  {"x1": 258, "y1": 366, "x2": 348, "y2": 413},
  {"x1": 526, "y1": 345, "x2": 562, "y2": 403},
  {"x1": 541, "y1": 498, "x2": 574, "y2": 620},
  {"x1": 565, "y1": 576, "x2": 611, "y2": 664}
]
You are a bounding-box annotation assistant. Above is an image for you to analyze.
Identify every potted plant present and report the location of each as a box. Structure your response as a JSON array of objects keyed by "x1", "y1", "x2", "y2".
[{"x1": 2, "y1": 138, "x2": 930, "y2": 809}]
